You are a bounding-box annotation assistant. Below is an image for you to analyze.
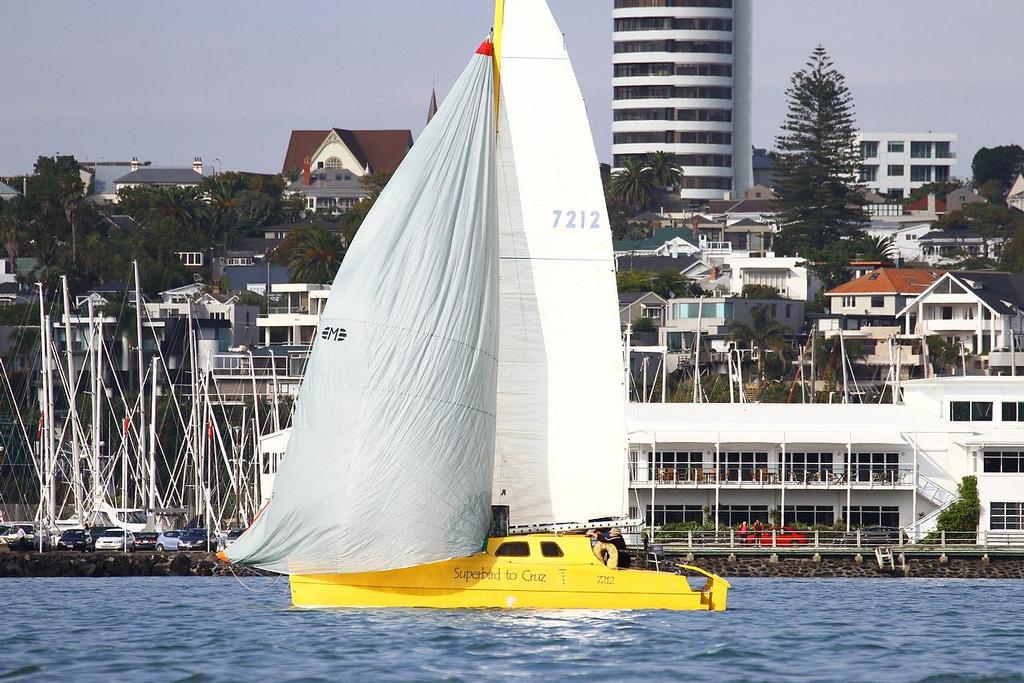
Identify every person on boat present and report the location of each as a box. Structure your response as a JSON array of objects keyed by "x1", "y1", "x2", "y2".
[
  {"x1": 587, "y1": 529, "x2": 619, "y2": 569},
  {"x1": 602, "y1": 528, "x2": 631, "y2": 569}
]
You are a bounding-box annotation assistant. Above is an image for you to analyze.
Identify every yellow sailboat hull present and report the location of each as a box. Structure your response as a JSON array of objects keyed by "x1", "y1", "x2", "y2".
[{"x1": 289, "y1": 534, "x2": 729, "y2": 611}]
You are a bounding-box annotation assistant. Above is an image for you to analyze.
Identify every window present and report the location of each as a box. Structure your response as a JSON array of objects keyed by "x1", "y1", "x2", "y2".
[
  {"x1": 495, "y1": 542, "x2": 530, "y2": 557},
  {"x1": 910, "y1": 141, "x2": 932, "y2": 159},
  {"x1": 870, "y1": 296, "x2": 884, "y2": 308},
  {"x1": 991, "y1": 503, "x2": 1024, "y2": 530},
  {"x1": 941, "y1": 306, "x2": 954, "y2": 320},
  {"x1": 887, "y1": 141, "x2": 905, "y2": 153},
  {"x1": 844, "y1": 506, "x2": 900, "y2": 527},
  {"x1": 175, "y1": 251, "x2": 204, "y2": 267},
  {"x1": 851, "y1": 452, "x2": 899, "y2": 482},
  {"x1": 787, "y1": 452, "x2": 834, "y2": 478},
  {"x1": 860, "y1": 141, "x2": 879, "y2": 159},
  {"x1": 719, "y1": 451, "x2": 769, "y2": 482},
  {"x1": 540, "y1": 542, "x2": 564, "y2": 558},
  {"x1": 887, "y1": 165, "x2": 905, "y2": 177},
  {"x1": 911, "y1": 166, "x2": 932, "y2": 182},
  {"x1": 983, "y1": 451, "x2": 1024, "y2": 473},
  {"x1": 1002, "y1": 402, "x2": 1024, "y2": 421},
  {"x1": 859, "y1": 166, "x2": 878, "y2": 182},
  {"x1": 646, "y1": 505, "x2": 703, "y2": 526},
  {"x1": 650, "y1": 451, "x2": 703, "y2": 480},
  {"x1": 784, "y1": 505, "x2": 834, "y2": 526},
  {"x1": 324, "y1": 156, "x2": 343, "y2": 169},
  {"x1": 842, "y1": 296, "x2": 855, "y2": 308},
  {"x1": 951, "y1": 401, "x2": 993, "y2": 422},
  {"x1": 716, "y1": 505, "x2": 769, "y2": 526}
]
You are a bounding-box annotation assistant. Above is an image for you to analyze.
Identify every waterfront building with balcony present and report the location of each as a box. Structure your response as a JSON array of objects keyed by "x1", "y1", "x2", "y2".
[
  {"x1": 856, "y1": 132, "x2": 958, "y2": 200},
  {"x1": 612, "y1": 0, "x2": 753, "y2": 201},
  {"x1": 257, "y1": 283, "x2": 330, "y2": 348},
  {"x1": 612, "y1": 226, "x2": 700, "y2": 258},
  {"x1": 627, "y1": 376, "x2": 1024, "y2": 541},
  {"x1": 660, "y1": 295, "x2": 804, "y2": 362},
  {"x1": 897, "y1": 271, "x2": 1024, "y2": 373}
]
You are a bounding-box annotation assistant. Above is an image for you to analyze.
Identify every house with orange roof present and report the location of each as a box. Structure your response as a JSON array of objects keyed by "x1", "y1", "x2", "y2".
[{"x1": 818, "y1": 267, "x2": 944, "y2": 376}]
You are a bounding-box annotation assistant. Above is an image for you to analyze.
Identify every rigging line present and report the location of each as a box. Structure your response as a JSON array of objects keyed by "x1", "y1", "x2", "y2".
[{"x1": 226, "y1": 562, "x2": 285, "y2": 594}]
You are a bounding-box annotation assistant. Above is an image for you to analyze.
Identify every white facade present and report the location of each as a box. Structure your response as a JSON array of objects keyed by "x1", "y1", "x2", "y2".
[
  {"x1": 865, "y1": 221, "x2": 934, "y2": 262},
  {"x1": 723, "y1": 255, "x2": 818, "y2": 301},
  {"x1": 627, "y1": 377, "x2": 1024, "y2": 539},
  {"x1": 857, "y1": 132, "x2": 957, "y2": 199},
  {"x1": 612, "y1": 0, "x2": 753, "y2": 201},
  {"x1": 257, "y1": 283, "x2": 330, "y2": 347}
]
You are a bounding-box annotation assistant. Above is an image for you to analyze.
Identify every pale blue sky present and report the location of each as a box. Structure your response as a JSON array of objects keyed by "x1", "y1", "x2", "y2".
[{"x1": 1, "y1": 0, "x2": 1019, "y2": 176}]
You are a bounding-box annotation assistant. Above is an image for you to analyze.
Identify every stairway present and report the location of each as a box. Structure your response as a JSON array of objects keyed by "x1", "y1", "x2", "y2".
[{"x1": 905, "y1": 475, "x2": 959, "y2": 539}]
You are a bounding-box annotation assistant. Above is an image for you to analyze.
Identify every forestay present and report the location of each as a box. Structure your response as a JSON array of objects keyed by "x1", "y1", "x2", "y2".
[
  {"x1": 492, "y1": 0, "x2": 629, "y2": 528},
  {"x1": 227, "y1": 46, "x2": 499, "y2": 574}
]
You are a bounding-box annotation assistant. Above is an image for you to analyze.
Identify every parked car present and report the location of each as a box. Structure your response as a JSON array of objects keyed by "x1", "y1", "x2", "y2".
[
  {"x1": 94, "y1": 529, "x2": 135, "y2": 552},
  {"x1": 85, "y1": 527, "x2": 111, "y2": 549},
  {"x1": 134, "y1": 532, "x2": 159, "y2": 551},
  {"x1": 0, "y1": 524, "x2": 37, "y2": 550},
  {"x1": 220, "y1": 529, "x2": 245, "y2": 550},
  {"x1": 177, "y1": 529, "x2": 214, "y2": 551},
  {"x1": 57, "y1": 528, "x2": 91, "y2": 552},
  {"x1": 155, "y1": 531, "x2": 181, "y2": 552},
  {"x1": 834, "y1": 526, "x2": 905, "y2": 546}
]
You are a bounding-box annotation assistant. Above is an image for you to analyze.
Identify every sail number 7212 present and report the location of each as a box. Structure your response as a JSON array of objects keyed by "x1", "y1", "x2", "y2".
[{"x1": 552, "y1": 209, "x2": 600, "y2": 230}]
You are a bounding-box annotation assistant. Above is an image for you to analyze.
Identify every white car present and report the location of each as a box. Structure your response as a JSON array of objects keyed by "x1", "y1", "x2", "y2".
[{"x1": 93, "y1": 529, "x2": 135, "y2": 551}]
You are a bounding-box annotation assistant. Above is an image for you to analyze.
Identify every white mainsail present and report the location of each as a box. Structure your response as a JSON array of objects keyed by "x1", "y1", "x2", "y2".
[
  {"x1": 492, "y1": 0, "x2": 629, "y2": 528},
  {"x1": 227, "y1": 46, "x2": 499, "y2": 574}
]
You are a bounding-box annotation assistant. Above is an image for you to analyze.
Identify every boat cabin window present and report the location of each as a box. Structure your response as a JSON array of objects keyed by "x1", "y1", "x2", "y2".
[
  {"x1": 494, "y1": 541, "x2": 530, "y2": 557},
  {"x1": 540, "y1": 542, "x2": 564, "y2": 558}
]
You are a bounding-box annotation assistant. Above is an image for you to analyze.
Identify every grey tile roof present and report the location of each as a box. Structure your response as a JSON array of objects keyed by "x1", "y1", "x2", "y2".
[
  {"x1": 224, "y1": 265, "x2": 290, "y2": 291},
  {"x1": 115, "y1": 168, "x2": 205, "y2": 185},
  {"x1": 0, "y1": 181, "x2": 18, "y2": 197},
  {"x1": 617, "y1": 254, "x2": 699, "y2": 273},
  {"x1": 951, "y1": 271, "x2": 1024, "y2": 314}
]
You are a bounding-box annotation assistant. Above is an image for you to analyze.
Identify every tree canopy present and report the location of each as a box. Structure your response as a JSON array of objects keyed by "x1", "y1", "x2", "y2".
[
  {"x1": 773, "y1": 46, "x2": 867, "y2": 257},
  {"x1": 972, "y1": 145, "x2": 1024, "y2": 192}
]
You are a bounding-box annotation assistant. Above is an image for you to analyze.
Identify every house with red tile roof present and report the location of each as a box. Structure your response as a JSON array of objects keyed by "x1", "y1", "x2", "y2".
[
  {"x1": 818, "y1": 267, "x2": 945, "y2": 376},
  {"x1": 281, "y1": 129, "x2": 412, "y2": 177}
]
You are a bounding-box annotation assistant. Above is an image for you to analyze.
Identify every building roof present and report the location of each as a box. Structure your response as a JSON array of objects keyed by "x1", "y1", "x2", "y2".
[
  {"x1": 224, "y1": 265, "x2": 291, "y2": 292},
  {"x1": 827, "y1": 268, "x2": 942, "y2": 296},
  {"x1": 951, "y1": 271, "x2": 1024, "y2": 314},
  {"x1": 707, "y1": 198, "x2": 776, "y2": 215},
  {"x1": 617, "y1": 254, "x2": 700, "y2": 274},
  {"x1": 613, "y1": 227, "x2": 697, "y2": 253},
  {"x1": 0, "y1": 180, "x2": 18, "y2": 197},
  {"x1": 618, "y1": 291, "x2": 664, "y2": 306},
  {"x1": 85, "y1": 163, "x2": 134, "y2": 197},
  {"x1": 103, "y1": 215, "x2": 140, "y2": 232},
  {"x1": 905, "y1": 195, "x2": 947, "y2": 213},
  {"x1": 281, "y1": 129, "x2": 413, "y2": 175},
  {"x1": 114, "y1": 167, "x2": 204, "y2": 186},
  {"x1": 918, "y1": 229, "x2": 986, "y2": 242}
]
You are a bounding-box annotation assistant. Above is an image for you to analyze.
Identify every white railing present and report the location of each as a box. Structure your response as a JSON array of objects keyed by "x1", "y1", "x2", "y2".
[
  {"x1": 633, "y1": 467, "x2": 915, "y2": 487},
  {"x1": 647, "y1": 528, "x2": 1024, "y2": 549}
]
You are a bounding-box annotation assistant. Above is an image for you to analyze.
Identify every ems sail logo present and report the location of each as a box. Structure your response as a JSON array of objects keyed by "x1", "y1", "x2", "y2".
[{"x1": 320, "y1": 326, "x2": 348, "y2": 342}]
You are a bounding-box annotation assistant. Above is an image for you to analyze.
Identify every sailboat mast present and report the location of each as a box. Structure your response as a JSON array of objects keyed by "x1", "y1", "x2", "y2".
[
  {"x1": 149, "y1": 355, "x2": 158, "y2": 509},
  {"x1": 88, "y1": 298, "x2": 101, "y2": 512},
  {"x1": 61, "y1": 276, "x2": 84, "y2": 522},
  {"x1": 133, "y1": 260, "x2": 148, "y2": 510}
]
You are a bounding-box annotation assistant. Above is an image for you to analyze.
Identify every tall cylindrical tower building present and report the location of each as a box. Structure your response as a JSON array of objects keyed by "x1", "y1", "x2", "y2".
[{"x1": 612, "y1": 0, "x2": 753, "y2": 202}]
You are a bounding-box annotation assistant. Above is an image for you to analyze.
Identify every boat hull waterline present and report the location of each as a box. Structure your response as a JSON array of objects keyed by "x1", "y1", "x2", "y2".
[{"x1": 288, "y1": 535, "x2": 729, "y2": 611}]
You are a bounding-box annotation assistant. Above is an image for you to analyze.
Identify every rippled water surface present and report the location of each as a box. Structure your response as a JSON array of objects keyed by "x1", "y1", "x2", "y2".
[{"x1": 6, "y1": 577, "x2": 1024, "y2": 681}]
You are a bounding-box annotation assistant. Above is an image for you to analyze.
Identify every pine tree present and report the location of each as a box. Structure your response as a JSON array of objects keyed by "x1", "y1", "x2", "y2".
[{"x1": 773, "y1": 46, "x2": 866, "y2": 256}]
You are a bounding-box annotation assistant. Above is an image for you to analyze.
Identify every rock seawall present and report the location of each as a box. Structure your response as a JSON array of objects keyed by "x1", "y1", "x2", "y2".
[
  {"x1": 673, "y1": 554, "x2": 1024, "y2": 579},
  {"x1": 0, "y1": 550, "x2": 268, "y2": 578}
]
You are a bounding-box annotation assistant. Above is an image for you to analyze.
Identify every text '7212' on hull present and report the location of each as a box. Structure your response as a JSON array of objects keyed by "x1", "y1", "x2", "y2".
[{"x1": 288, "y1": 534, "x2": 730, "y2": 611}]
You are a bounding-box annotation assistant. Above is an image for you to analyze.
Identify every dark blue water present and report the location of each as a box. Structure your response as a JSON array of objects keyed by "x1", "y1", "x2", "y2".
[{"x1": 5, "y1": 577, "x2": 1023, "y2": 682}]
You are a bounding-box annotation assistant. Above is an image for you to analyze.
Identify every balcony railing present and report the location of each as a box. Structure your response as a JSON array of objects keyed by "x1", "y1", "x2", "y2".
[
  {"x1": 633, "y1": 467, "x2": 914, "y2": 487},
  {"x1": 267, "y1": 306, "x2": 310, "y2": 315},
  {"x1": 644, "y1": 529, "x2": 1024, "y2": 549}
]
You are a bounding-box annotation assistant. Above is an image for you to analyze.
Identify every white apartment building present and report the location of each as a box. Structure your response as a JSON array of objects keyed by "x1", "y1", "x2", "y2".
[
  {"x1": 612, "y1": 0, "x2": 753, "y2": 201},
  {"x1": 628, "y1": 376, "x2": 1024, "y2": 540},
  {"x1": 257, "y1": 283, "x2": 331, "y2": 347},
  {"x1": 857, "y1": 132, "x2": 957, "y2": 199}
]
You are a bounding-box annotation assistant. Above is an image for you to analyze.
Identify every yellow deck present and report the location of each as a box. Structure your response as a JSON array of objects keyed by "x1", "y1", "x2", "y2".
[{"x1": 289, "y1": 534, "x2": 729, "y2": 611}]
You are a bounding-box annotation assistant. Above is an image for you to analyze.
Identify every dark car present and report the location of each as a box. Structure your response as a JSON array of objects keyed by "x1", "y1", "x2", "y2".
[
  {"x1": 835, "y1": 526, "x2": 905, "y2": 546},
  {"x1": 177, "y1": 529, "x2": 214, "y2": 551},
  {"x1": 85, "y1": 527, "x2": 111, "y2": 549},
  {"x1": 134, "y1": 532, "x2": 159, "y2": 551},
  {"x1": 57, "y1": 528, "x2": 91, "y2": 552}
]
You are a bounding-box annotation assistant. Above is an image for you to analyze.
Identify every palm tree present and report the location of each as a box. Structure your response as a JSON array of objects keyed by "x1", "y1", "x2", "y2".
[
  {"x1": 0, "y1": 201, "x2": 25, "y2": 274},
  {"x1": 152, "y1": 186, "x2": 207, "y2": 234},
  {"x1": 728, "y1": 304, "x2": 792, "y2": 382},
  {"x1": 645, "y1": 151, "x2": 684, "y2": 190},
  {"x1": 608, "y1": 159, "x2": 656, "y2": 210},
  {"x1": 57, "y1": 172, "x2": 85, "y2": 262},
  {"x1": 927, "y1": 335, "x2": 967, "y2": 376},
  {"x1": 286, "y1": 226, "x2": 345, "y2": 284},
  {"x1": 860, "y1": 235, "x2": 897, "y2": 262}
]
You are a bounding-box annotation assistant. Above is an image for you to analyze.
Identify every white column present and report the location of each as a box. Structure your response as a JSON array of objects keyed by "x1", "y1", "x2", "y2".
[
  {"x1": 780, "y1": 437, "x2": 786, "y2": 526},
  {"x1": 714, "y1": 434, "x2": 720, "y2": 530},
  {"x1": 846, "y1": 436, "x2": 853, "y2": 532}
]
